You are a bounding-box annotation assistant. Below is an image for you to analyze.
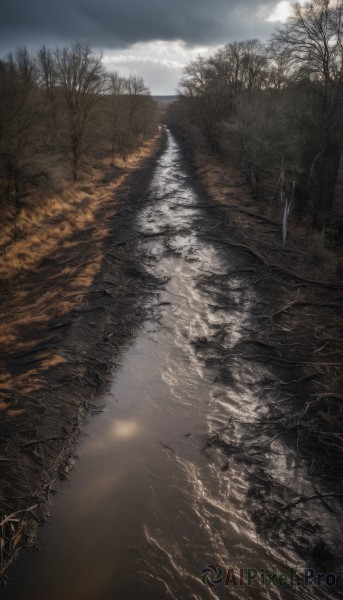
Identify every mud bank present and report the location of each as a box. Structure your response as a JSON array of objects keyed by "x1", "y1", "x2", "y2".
[
  {"x1": 168, "y1": 127, "x2": 343, "y2": 587},
  {"x1": 0, "y1": 134, "x2": 165, "y2": 578}
]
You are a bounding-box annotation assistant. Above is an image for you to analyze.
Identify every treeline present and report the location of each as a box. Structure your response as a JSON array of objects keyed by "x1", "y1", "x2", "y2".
[
  {"x1": 175, "y1": 0, "x2": 343, "y2": 229},
  {"x1": 0, "y1": 43, "x2": 158, "y2": 213}
]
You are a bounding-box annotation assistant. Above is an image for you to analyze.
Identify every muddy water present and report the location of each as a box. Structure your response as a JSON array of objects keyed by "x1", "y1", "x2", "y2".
[{"x1": 3, "y1": 131, "x2": 340, "y2": 599}]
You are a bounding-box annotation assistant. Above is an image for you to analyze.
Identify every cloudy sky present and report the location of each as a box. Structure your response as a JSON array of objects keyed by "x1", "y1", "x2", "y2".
[{"x1": 1, "y1": 1, "x2": 294, "y2": 94}]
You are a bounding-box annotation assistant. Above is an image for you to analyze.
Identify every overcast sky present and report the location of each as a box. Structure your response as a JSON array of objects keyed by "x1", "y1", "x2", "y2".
[{"x1": 1, "y1": 1, "x2": 293, "y2": 94}]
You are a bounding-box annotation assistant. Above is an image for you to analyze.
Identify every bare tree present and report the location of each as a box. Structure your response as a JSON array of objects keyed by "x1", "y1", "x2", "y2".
[
  {"x1": 54, "y1": 43, "x2": 106, "y2": 180},
  {"x1": 0, "y1": 43, "x2": 159, "y2": 223},
  {"x1": 36, "y1": 46, "x2": 58, "y2": 143},
  {"x1": 0, "y1": 50, "x2": 41, "y2": 210},
  {"x1": 124, "y1": 75, "x2": 150, "y2": 130},
  {"x1": 179, "y1": 57, "x2": 230, "y2": 150},
  {"x1": 274, "y1": 0, "x2": 343, "y2": 188},
  {"x1": 177, "y1": 1, "x2": 343, "y2": 224},
  {"x1": 14, "y1": 47, "x2": 38, "y2": 85},
  {"x1": 108, "y1": 72, "x2": 126, "y2": 162},
  {"x1": 266, "y1": 43, "x2": 293, "y2": 92},
  {"x1": 37, "y1": 46, "x2": 57, "y2": 104}
]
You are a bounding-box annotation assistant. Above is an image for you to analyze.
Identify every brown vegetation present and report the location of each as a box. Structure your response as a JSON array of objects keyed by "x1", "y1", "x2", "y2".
[
  {"x1": 176, "y1": 0, "x2": 343, "y2": 231},
  {"x1": 0, "y1": 42, "x2": 159, "y2": 214}
]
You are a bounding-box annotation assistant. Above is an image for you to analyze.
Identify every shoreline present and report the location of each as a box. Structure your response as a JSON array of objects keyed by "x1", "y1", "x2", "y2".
[{"x1": 0, "y1": 132, "x2": 166, "y2": 579}]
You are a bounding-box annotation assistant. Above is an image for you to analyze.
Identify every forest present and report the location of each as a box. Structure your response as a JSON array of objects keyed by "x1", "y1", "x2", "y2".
[
  {"x1": 175, "y1": 0, "x2": 343, "y2": 236},
  {"x1": 0, "y1": 43, "x2": 158, "y2": 217}
]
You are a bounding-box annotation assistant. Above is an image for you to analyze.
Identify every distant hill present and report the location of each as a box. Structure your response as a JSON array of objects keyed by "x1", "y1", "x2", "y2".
[{"x1": 153, "y1": 95, "x2": 178, "y2": 104}]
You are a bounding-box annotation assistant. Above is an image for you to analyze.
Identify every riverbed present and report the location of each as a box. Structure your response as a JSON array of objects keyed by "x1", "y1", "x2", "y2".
[{"x1": 2, "y1": 130, "x2": 341, "y2": 600}]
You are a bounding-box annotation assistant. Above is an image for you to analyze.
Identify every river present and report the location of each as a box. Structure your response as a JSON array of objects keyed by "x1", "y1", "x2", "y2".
[{"x1": 2, "y1": 131, "x2": 341, "y2": 600}]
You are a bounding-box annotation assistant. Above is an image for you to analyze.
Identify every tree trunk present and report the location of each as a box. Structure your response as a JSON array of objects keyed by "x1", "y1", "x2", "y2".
[
  {"x1": 332, "y1": 150, "x2": 343, "y2": 220},
  {"x1": 72, "y1": 137, "x2": 80, "y2": 181}
]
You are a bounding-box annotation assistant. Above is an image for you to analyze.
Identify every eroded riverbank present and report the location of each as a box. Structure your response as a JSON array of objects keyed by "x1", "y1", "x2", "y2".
[
  {"x1": 0, "y1": 134, "x2": 165, "y2": 578},
  {"x1": 1, "y1": 130, "x2": 342, "y2": 599}
]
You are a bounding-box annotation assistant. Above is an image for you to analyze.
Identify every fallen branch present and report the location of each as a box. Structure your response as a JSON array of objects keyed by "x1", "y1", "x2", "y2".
[{"x1": 280, "y1": 493, "x2": 343, "y2": 512}]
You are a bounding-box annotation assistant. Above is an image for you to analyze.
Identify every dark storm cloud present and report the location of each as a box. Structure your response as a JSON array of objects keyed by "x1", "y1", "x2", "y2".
[{"x1": 1, "y1": 0, "x2": 278, "y2": 52}]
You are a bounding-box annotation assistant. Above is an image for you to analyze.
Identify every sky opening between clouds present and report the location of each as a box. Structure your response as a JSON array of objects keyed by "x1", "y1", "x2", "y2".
[{"x1": 1, "y1": 1, "x2": 298, "y2": 94}]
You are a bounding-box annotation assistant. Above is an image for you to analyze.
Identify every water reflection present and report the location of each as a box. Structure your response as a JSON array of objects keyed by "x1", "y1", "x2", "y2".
[{"x1": 111, "y1": 418, "x2": 140, "y2": 440}]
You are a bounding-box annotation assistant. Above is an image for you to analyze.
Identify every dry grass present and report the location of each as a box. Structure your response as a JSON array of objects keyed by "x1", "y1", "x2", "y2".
[
  {"x1": 0, "y1": 134, "x2": 160, "y2": 418},
  {"x1": 0, "y1": 140, "x2": 157, "y2": 276}
]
